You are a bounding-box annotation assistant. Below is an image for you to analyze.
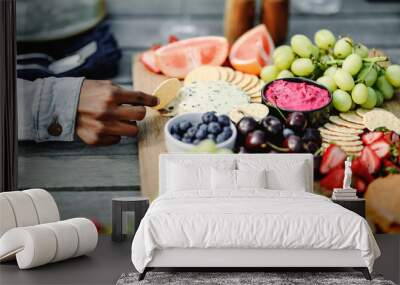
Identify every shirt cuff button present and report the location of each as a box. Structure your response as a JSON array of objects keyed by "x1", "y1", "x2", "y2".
[{"x1": 48, "y1": 117, "x2": 63, "y2": 136}]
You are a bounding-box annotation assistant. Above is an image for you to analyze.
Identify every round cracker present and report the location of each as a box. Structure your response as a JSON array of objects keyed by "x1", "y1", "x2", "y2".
[
  {"x1": 236, "y1": 74, "x2": 254, "y2": 90},
  {"x1": 246, "y1": 80, "x2": 264, "y2": 94},
  {"x1": 322, "y1": 140, "x2": 362, "y2": 146},
  {"x1": 231, "y1": 71, "x2": 245, "y2": 85},
  {"x1": 229, "y1": 103, "x2": 269, "y2": 123},
  {"x1": 243, "y1": 75, "x2": 260, "y2": 91},
  {"x1": 318, "y1": 127, "x2": 357, "y2": 137},
  {"x1": 250, "y1": 96, "x2": 262, "y2": 103},
  {"x1": 321, "y1": 133, "x2": 361, "y2": 141},
  {"x1": 339, "y1": 111, "x2": 364, "y2": 125},
  {"x1": 329, "y1": 116, "x2": 365, "y2": 129},
  {"x1": 324, "y1": 123, "x2": 363, "y2": 134},
  {"x1": 363, "y1": 108, "x2": 400, "y2": 134},
  {"x1": 347, "y1": 151, "x2": 361, "y2": 157},
  {"x1": 356, "y1": 108, "x2": 372, "y2": 117},
  {"x1": 249, "y1": 92, "x2": 263, "y2": 98},
  {"x1": 217, "y1": 67, "x2": 230, "y2": 82},
  {"x1": 184, "y1": 65, "x2": 220, "y2": 86},
  {"x1": 322, "y1": 143, "x2": 364, "y2": 153},
  {"x1": 225, "y1": 67, "x2": 235, "y2": 82},
  {"x1": 152, "y1": 78, "x2": 182, "y2": 110}
]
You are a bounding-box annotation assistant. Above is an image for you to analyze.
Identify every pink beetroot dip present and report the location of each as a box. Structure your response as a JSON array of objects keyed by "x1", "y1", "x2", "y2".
[{"x1": 264, "y1": 80, "x2": 331, "y2": 111}]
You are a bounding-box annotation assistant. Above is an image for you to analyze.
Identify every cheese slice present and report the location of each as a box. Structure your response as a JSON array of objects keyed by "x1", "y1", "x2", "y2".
[{"x1": 166, "y1": 81, "x2": 250, "y2": 115}]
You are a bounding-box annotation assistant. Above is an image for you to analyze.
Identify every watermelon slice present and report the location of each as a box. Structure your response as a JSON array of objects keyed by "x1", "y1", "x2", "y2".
[
  {"x1": 229, "y1": 24, "x2": 274, "y2": 75},
  {"x1": 155, "y1": 36, "x2": 229, "y2": 78}
]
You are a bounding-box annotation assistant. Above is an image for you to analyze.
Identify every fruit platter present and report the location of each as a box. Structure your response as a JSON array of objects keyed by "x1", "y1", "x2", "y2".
[{"x1": 133, "y1": 25, "x2": 400, "y2": 210}]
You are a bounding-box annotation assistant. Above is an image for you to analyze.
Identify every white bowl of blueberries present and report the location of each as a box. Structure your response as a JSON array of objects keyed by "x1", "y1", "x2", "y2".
[{"x1": 164, "y1": 112, "x2": 237, "y2": 153}]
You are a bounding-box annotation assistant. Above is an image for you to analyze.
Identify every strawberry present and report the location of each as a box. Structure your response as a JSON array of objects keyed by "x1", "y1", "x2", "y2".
[
  {"x1": 320, "y1": 167, "x2": 344, "y2": 190},
  {"x1": 140, "y1": 50, "x2": 161, "y2": 73},
  {"x1": 319, "y1": 144, "x2": 347, "y2": 174},
  {"x1": 384, "y1": 131, "x2": 399, "y2": 144},
  {"x1": 370, "y1": 139, "x2": 391, "y2": 158},
  {"x1": 383, "y1": 159, "x2": 396, "y2": 168},
  {"x1": 351, "y1": 157, "x2": 374, "y2": 183},
  {"x1": 360, "y1": 146, "x2": 381, "y2": 174},
  {"x1": 382, "y1": 159, "x2": 400, "y2": 174},
  {"x1": 168, "y1": 35, "x2": 179, "y2": 43},
  {"x1": 353, "y1": 176, "x2": 367, "y2": 193},
  {"x1": 393, "y1": 133, "x2": 400, "y2": 143},
  {"x1": 361, "y1": 131, "x2": 383, "y2": 145}
]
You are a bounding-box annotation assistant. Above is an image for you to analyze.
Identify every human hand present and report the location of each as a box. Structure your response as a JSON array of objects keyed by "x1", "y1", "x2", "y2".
[{"x1": 76, "y1": 80, "x2": 158, "y2": 146}]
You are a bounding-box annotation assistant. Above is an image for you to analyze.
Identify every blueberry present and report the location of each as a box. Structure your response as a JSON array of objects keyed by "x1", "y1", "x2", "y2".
[
  {"x1": 218, "y1": 115, "x2": 231, "y2": 127},
  {"x1": 216, "y1": 134, "x2": 225, "y2": 144},
  {"x1": 184, "y1": 127, "x2": 197, "y2": 139},
  {"x1": 195, "y1": 128, "x2": 207, "y2": 140},
  {"x1": 182, "y1": 137, "x2": 192, "y2": 144},
  {"x1": 170, "y1": 124, "x2": 181, "y2": 135},
  {"x1": 283, "y1": 128, "x2": 295, "y2": 138},
  {"x1": 172, "y1": 133, "x2": 181, "y2": 141},
  {"x1": 198, "y1": 123, "x2": 208, "y2": 131},
  {"x1": 223, "y1": 126, "x2": 231, "y2": 133},
  {"x1": 207, "y1": 133, "x2": 216, "y2": 141},
  {"x1": 202, "y1": 112, "x2": 218, "y2": 124},
  {"x1": 192, "y1": 139, "x2": 201, "y2": 145},
  {"x1": 216, "y1": 132, "x2": 231, "y2": 143},
  {"x1": 178, "y1": 121, "x2": 192, "y2": 133},
  {"x1": 222, "y1": 127, "x2": 233, "y2": 138},
  {"x1": 207, "y1": 122, "x2": 222, "y2": 135}
]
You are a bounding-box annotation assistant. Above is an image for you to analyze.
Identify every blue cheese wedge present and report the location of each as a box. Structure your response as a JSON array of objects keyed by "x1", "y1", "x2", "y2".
[{"x1": 165, "y1": 80, "x2": 250, "y2": 115}]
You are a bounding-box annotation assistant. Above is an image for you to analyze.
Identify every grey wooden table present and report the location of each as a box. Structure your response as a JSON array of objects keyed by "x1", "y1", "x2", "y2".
[{"x1": 17, "y1": 0, "x2": 400, "y2": 225}]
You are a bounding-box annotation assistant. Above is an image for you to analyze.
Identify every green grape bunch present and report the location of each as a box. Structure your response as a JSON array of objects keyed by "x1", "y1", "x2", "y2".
[{"x1": 260, "y1": 29, "x2": 400, "y2": 113}]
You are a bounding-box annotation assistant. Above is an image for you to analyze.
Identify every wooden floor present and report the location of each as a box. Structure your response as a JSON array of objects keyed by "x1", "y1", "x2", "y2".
[{"x1": 0, "y1": 235, "x2": 133, "y2": 285}]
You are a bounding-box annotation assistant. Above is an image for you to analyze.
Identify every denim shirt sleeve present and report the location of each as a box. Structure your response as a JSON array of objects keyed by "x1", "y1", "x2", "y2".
[{"x1": 17, "y1": 77, "x2": 84, "y2": 142}]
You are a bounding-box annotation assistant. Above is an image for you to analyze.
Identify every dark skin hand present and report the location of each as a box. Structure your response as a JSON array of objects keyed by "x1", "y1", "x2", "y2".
[{"x1": 76, "y1": 80, "x2": 159, "y2": 146}]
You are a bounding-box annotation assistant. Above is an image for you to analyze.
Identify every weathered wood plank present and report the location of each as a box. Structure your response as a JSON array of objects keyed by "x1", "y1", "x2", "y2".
[
  {"x1": 106, "y1": 0, "x2": 225, "y2": 17},
  {"x1": 106, "y1": 0, "x2": 400, "y2": 17},
  {"x1": 291, "y1": 0, "x2": 400, "y2": 15},
  {"x1": 106, "y1": 0, "x2": 182, "y2": 16},
  {"x1": 335, "y1": 0, "x2": 400, "y2": 14},
  {"x1": 18, "y1": 137, "x2": 137, "y2": 157},
  {"x1": 384, "y1": 48, "x2": 400, "y2": 64},
  {"x1": 112, "y1": 50, "x2": 138, "y2": 84},
  {"x1": 51, "y1": 190, "x2": 141, "y2": 225},
  {"x1": 18, "y1": 155, "x2": 140, "y2": 190}
]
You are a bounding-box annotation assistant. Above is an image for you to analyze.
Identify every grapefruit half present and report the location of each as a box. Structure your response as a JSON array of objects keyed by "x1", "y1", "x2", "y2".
[
  {"x1": 140, "y1": 50, "x2": 160, "y2": 73},
  {"x1": 229, "y1": 25, "x2": 274, "y2": 75},
  {"x1": 155, "y1": 36, "x2": 229, "y2": 79}
]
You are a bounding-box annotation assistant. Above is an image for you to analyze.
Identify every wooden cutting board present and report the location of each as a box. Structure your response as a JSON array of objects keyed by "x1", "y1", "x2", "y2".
[
  {"x1": 133, "y1": 55, "x2": 170, "y2": 201},
  {"x1": 132, "y1": 54, "x2": 400, "y2": 201}
]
